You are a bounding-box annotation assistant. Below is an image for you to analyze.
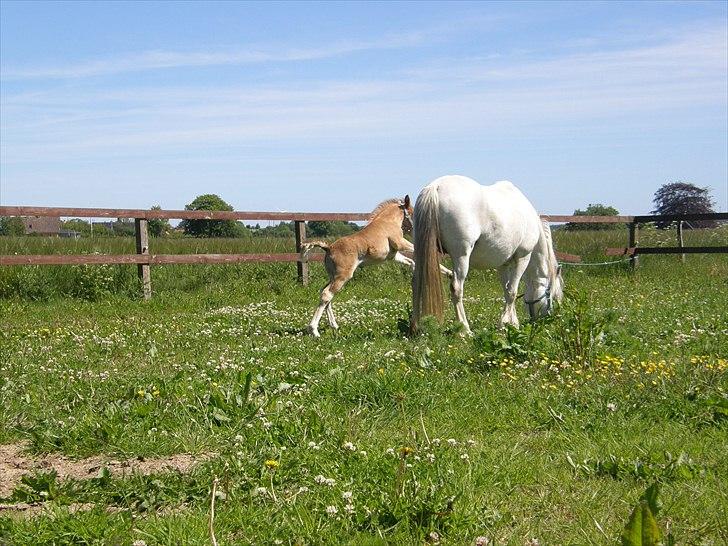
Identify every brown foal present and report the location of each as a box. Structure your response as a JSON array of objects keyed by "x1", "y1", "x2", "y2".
[{"x1": 301, "y1": 196, "x2": 421, "y2": 337}]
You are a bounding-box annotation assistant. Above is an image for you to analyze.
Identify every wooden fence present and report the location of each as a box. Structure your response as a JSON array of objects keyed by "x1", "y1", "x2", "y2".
[{"x1": 1, "y1": 206, "x2": 726, "y2": 299}]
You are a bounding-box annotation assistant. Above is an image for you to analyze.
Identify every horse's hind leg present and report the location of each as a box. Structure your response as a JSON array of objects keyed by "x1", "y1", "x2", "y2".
[
  {"x1": 450, "y1": 254, "x2": 472, "y2": 335},
  {"x1": 498, "y1": 255, "x2": 530, "y2": 329}
]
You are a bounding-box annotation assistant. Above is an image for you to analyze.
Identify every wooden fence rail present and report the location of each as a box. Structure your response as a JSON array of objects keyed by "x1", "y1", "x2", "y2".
[{"x1": 1, "y1": 206, "x2": 726, "y2": 299}]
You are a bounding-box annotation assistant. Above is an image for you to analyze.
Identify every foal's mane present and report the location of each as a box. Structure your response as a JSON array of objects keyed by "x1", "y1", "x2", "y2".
[{"x1": 368, "y1": 198, "x2": 401, "y2": 221}]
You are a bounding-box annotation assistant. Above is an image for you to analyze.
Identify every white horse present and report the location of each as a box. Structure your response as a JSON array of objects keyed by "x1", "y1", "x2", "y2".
[{"x1": 411, "y1": 175, "x2": 563, "y2": 334}]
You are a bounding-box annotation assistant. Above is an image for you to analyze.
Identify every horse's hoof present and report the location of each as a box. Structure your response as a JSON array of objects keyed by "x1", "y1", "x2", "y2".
[{"x1": 308, "y1": 326, "x2": 320, "y2": 338}]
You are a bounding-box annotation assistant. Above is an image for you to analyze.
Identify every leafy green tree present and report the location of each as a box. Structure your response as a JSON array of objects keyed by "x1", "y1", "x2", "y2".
[
  {"x1": 652, "y1": 182, "x2": 717, "y2": 229},
  {"x1": 180, "y1": 194, "x2": 249, "y2": 238},
  {"x1": 256, "y1": 221, "x2": 295, "y2": 238},
  {"x1": 0, "y1": 217, "x2": 25, "y2": 236},
  {"x1": 565, "y1": 203, "x2": 621, "y2": 231},
  {"x1": 307, "y1": 221, "x2": 360, "y2": 237},
  {"x1": 112, "y1": 218, "x2": 136, "y2": 237},
  {"x1": 148, "y1": 205, "x2": 171, "y2": 237},
  {"x1": 61, "y1": 219, "x2": 92, "y2": 235}
]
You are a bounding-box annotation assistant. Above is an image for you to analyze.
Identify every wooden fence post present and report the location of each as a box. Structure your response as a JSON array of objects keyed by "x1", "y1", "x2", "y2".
[
  {"x1": 677, "y1": 220, "x2": 685, "y2": 263},
  {"x1": 294, "y1": 220, "x2": 309, "y2": 285},
  {"x1": 135, "y1": 218, "x2": 151, "y2": 299},
  {"x1": 628, "y1": 221, "x2": 639, "y2": 270}
]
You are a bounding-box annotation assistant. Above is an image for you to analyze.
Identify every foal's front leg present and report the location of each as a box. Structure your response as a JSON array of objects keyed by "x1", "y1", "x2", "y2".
[
  {"x1": 397, "y1": 239, "x2": 453, "y2": 277},
  {"x1": 393, "y1": 252, "x2": 415, "y2": 270}
]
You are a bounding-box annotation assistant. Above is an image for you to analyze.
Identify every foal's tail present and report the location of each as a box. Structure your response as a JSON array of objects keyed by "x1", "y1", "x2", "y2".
[
  {"x1": 300, "y1": 241, "x2": 330, "y2": 262},
  {"x1": 411, "y1": 184, "x2": 444, "y2": 331}
]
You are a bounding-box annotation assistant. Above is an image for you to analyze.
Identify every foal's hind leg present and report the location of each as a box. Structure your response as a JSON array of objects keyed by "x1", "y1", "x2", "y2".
[
  {"x1": 308, "y1": 264, "x2": 355, "y2": 337},
  {"x1": 450, "y1": 254, "x2": 472, "y2": 335},
  {"x1": 325, "y1": 302, "x2": 338, "y2": 330},
  {"x1": 497, "y1": 255, "x2": 530, "y2": 329}
]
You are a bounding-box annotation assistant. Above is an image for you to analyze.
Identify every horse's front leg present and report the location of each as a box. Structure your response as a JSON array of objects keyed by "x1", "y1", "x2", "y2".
[
  {"x1": 450, "y1": 255, "x2": 472, "y2": 335},
  {"x1": 497, "y1": 256, "x2": 530, "y2": 329}
]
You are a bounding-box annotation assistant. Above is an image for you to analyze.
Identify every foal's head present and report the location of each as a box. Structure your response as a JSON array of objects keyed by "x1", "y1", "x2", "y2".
[{"x1": 399, "y1": 195, "x2": 413, "y2": 233}]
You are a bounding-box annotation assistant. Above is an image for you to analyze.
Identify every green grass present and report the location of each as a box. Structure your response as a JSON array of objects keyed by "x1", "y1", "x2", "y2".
[{"x1": 1, "y1": 230, "x2": 727, "y2": 544}]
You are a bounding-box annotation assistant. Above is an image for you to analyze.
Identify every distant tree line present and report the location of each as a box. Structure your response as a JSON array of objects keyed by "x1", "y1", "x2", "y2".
[
  {"x1": 563, "y1": 181, "x2": 719, "y2": 231},
  {"x1": 1, "y1": 183, "x2": 719, "y2": 238}
]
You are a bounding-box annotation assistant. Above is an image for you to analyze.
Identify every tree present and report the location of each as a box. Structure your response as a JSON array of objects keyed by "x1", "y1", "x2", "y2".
[
  {"x1": 652, "y1": 182, "x2": 717, "y2": 229},
  {"x1": 564, "y1": 203, "x2": 621, "y2": 231},
  {"x1": 148, "y1": 205, "x2": 171, "y2": 237},
  {"x1": 180, "y1": 194, "x2": 249, "y2": 238},
  {"x1": 0, "y1": 217, "x2": 25, "y2": 236},
  {"x1": 112, "y1": 218, "x2": 136, "y2": 236},
  {"x1": 307, "y1": 221, "x2": 360, "y2": 238},
  {"x1": 61, "y1": 218, "x2": 92, "y2": 236}
]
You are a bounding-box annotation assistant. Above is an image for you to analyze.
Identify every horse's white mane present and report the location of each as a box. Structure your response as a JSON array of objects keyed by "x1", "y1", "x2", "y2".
[
  {"x1": 368, "y1": 198, "x2": 401, "y2": 221},
  {"x1": 540, "y1": 220, "x2": 559, "y2": 286}
]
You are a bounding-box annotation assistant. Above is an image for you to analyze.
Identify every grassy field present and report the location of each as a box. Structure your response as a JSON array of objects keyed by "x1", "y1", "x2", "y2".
[{"x1": 1, "y1": 230, "x2": 727, "y2": 545}]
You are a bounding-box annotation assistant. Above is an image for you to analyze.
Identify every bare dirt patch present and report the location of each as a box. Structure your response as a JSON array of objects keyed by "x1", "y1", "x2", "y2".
[{"x1": 0, "y1": 441, "x2": 213, "y2": 499}]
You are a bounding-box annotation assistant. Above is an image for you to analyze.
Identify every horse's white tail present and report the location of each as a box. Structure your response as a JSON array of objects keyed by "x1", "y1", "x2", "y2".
[
  {"x1": 411, "y1": 184, "x2": 444, "y2": 331},
  {"x1": 300, "y1": 241, "x2": 330, "y2": 262}
]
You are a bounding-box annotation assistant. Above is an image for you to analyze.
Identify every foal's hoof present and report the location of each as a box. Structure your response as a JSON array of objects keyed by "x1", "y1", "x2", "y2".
[{"x1": 307, "y1": 325, "x2": 321, "y2": 338}]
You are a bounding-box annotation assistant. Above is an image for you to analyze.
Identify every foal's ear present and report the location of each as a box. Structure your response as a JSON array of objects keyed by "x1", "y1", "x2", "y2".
[{"x1": 403, "y1": 195, "x2": 411, "y2": 208}]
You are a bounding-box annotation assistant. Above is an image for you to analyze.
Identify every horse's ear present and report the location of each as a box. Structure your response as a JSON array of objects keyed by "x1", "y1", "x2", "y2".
[{"x1": 404, "y1": 195, "x2": 411, "y2": 208}]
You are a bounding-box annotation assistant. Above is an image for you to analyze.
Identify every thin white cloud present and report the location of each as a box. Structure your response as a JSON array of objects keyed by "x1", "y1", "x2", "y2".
[
  {"x1": 1, "y1": 22, "x2": 725, "y2": 162},
  {"x1": 0, "y1": 16, "x2": 501, "y2": 81}
]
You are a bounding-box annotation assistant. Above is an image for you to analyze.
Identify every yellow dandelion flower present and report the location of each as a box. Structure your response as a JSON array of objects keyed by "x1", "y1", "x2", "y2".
[{"x1": 264, "y1": 459, "x2": 280, "y2": 470}]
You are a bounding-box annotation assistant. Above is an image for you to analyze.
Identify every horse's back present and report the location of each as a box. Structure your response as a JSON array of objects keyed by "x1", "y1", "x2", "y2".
[{"x1": 423, "y1": 175, "x2": 541, "y2": 268}]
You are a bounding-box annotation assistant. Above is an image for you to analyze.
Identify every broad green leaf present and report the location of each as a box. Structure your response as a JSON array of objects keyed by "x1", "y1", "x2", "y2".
[{"x1": 621, "y1": 501, "x2": 661, "y2": 546}]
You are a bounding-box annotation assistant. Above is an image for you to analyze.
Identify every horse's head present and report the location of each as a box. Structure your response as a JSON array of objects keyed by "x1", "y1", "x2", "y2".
[
  {"x1": 399, "y1": 195, "x2": 413, "y2": 233},
  {"x1": 524, "y1": 224, "x2": 564, "y2": 320}
]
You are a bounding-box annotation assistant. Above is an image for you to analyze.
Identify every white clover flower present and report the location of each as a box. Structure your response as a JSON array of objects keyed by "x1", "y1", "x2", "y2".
[
  {"x1": 325, "y1": 505, "x2": 338, "y2": 516},
  {"x1": 467, "y1": 439, "x2": 477, "y2": 447},
  {"x1": 342, "y1": 491, "x2": 353, "y2": 500},
  {"x1": 607, "y1": 402, "x2": 617, "y2": 412},
  {"x1": 344, "y1": 503, "x2": 355, "y2": 514},
  {"x1": 297, "y1": 486, "x2": 309, "y2": 494},
  {"x1": 342, "y1": 441, "x2": 356, "y2": 451},
  {"x1": 314, "y1": 475, "x2": 336, "y2": 487},
  {"x1": 432, "y1": 438, "x2": 441, "y2": 446},
  {"x1": 253, "y1": 486, "x2": 268, "y2": 497},
  {"x1": 447, "y1": 438, "x2": 458, "y2": 446},
  {"x1": 474, "y1": 537, "x2": 490, "y2": 546},
  {"x1": 358, "y1": 450, "x2": 367, "y2": 456},
  {"x1": 308, "y1": 441, "x2": 320, "y2": 450},
  {"x1": 132, "y1": 541, "x2": 147, "y2": 546},
  {"x1": 460, "y1": 453, "x2": 470, "y2": 461},
  {"x1": 426, "y1": 453, "x2": 436, "y2": 463}
]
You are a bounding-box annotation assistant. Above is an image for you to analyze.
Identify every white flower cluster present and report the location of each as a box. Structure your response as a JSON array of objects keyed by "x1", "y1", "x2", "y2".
[{"x1": 314, "y1": 474, "x2": 336, "y2": 487}]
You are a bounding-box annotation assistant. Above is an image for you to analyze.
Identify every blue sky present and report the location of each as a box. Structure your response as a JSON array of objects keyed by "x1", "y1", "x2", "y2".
[{"x1": 1, "y1": 0, "x2": 726, "y2": 216}]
